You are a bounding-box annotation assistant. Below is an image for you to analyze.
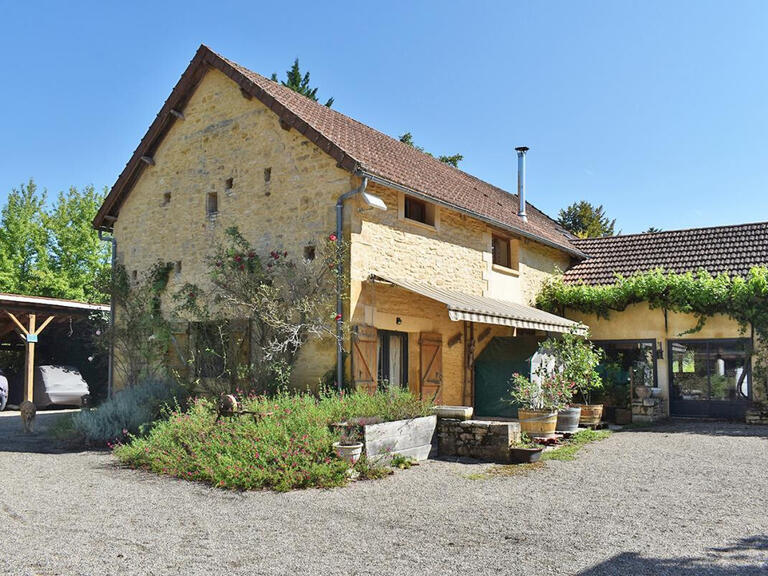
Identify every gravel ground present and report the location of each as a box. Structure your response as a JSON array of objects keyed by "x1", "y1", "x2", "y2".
[{"x1": 1, "y1": 410, "x2": 767, "y2": 576}]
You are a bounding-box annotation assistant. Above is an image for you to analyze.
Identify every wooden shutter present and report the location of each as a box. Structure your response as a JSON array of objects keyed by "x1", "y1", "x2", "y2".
[
  {"x1": 352, "y1": 325, "x2": 378, "y2": 394},
  {"x1": 420, "y1": 332, "x2": 443, "y2": 403}
]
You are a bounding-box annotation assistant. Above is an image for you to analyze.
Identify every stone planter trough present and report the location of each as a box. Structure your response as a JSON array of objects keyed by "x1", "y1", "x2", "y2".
[{"x1": 363, "y1": 415, "x2": 437, "y2": 463}]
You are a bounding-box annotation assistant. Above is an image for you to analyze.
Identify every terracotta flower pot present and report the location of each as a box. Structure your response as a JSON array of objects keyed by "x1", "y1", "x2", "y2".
[
  {"x1": 574, "y1": 404, "x2": 603, "y2": 427},
  {"x1": 517, "y1": 409, "x2": 558, "y2": 437},
  {"x1": 333, "y1": 442, "x2": 364, "y2": 465}
]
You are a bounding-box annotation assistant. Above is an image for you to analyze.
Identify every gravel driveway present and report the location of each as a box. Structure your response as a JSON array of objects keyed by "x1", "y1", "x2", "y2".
[{"x1": 1, "y1": 410, "x2": 767, "y2": 576}]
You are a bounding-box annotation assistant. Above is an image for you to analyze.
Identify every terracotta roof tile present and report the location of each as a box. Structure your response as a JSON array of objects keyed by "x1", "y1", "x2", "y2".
[
  {"x1": 95, "y1": 45, "x2": 581, "y2": 257},
  {"x1": 563, "y1": 221, "x2": 768, "y2": 285}
]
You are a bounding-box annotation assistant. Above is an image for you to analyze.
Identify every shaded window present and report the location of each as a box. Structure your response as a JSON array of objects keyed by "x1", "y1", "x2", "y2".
[
  {"x1": 162, "y1": 192, "x2": 171, "y2": 206},
  {"x1": 492, "y1": 235, "x2": 511, "y2": 268},
  {"x1": 225, "y1": 177, "x2": 233, "y2": 191},
  {"x1": 404, "y1": 196, "x2": 435, "y2": 226},
  {"x1": 175, "y1": 261, "x2": 182, "y2": 276},
  {"x1": 206, "y1": 192, "x2": 218, "y2": 216},
  {"x1": 303, "y1": 245, "x2": 316, "y2": 261},
  {"x1": 594, "y1": 340, "x2": 657, "y2": 409},
  {"x1": 377, "y1": 330, "x2": 408, "y2": 389},
  {"x1": 264, "y1": 167, "x2": 272, "y2": 182}
]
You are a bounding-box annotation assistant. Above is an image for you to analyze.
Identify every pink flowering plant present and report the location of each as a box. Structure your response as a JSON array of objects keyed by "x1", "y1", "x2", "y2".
[
  {"x1": 509, "y1": 371, "x2": 574, "y2": 412},
  {"x1": 114, "y1": 388, "x2": 431, "y2": 491}
]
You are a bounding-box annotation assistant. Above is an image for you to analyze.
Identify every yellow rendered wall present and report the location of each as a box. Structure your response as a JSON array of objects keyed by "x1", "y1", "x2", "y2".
[{"x1": 566, "y1": 303, "x2": 758, "y2": 410}]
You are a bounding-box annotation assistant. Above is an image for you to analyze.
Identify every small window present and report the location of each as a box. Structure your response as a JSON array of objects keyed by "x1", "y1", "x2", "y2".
[
  {"x1": 264, "y1": 167, "x2": 272, "y2": 183},
  {"x1": 492, "y1": 235, "x2": 518, "y2": 270},
  {"x1": 175, "y1": 261, "x2": 182, "y2": 276},
  {"x1": 303, "y1": 245, "x2": 316, "y2": 261},
  {"x1": 404, "y1": 196, "x2": 435, "y2": 226},
  {"x1": 225, "y1": 177, "x2": 233, "y2": 191},
  {"x1": 206, "y1": 192, "x2": 218, "y2": 216},
  {"x1": 162, "y1": 192, "x2": 171, "y2": 206},
  {"x1": 131, "y1": 270, "x2": 138, "y2": 282}
]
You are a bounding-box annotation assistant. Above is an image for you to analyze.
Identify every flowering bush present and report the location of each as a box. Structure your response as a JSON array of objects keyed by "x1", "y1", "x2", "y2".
[
  {"x1": 173, "y1": 226, "x2": 348, "y2": 394},
  {"x1": 509, "y1": 372, "x2": 574, "y2": 412},
  {"x1": 539, "y1": 328, "x2": 604, "y2": 404},
  {"x1": 114, "y1": 389, "x2": 432, "y2": 491}
]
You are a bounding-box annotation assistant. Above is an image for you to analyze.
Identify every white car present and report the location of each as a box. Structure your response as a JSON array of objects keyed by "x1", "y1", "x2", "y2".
[
  {"x1": 0, "y1": 368, "x2": 7, "y2": 411},
  {"x1": 33, "y1": 365, "x2": 90, "y2": 408}
]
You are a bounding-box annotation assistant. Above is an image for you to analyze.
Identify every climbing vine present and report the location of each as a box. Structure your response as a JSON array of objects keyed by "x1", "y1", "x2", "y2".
[{"x1": 536, "y1": 267, "x2": 768, "y2": 339}]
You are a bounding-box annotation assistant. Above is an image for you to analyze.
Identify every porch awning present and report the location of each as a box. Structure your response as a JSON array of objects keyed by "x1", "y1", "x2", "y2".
[{"x1": 369, "y1": 275, "x2": 586, "y2": 335}]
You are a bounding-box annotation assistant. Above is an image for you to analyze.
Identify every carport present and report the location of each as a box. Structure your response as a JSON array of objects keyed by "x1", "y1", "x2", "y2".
[{"x1": 0, "y1": 293, "x2": 109, "y2": 404}]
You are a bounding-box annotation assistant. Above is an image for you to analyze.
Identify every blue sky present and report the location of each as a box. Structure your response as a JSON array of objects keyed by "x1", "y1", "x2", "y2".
[{"x1": 1, "y1": 0, "x2": 767, "y2": 233}]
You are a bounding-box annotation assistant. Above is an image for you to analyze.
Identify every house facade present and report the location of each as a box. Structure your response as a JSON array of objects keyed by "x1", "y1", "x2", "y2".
[
  {"x1": 94, "y1": 45, "x2": 766, "y2": 421},
  {"x1": 93, "y1": 46, "x2": 583, "y2": 409}
]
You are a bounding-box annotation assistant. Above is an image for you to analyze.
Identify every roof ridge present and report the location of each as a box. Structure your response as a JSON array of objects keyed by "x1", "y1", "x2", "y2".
[{"x1": 573, "y1": 219, "x2": 768, "y2": 244}]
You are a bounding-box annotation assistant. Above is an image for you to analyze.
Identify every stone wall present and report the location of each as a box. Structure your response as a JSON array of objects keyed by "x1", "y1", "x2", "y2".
[{"x1": 437, "y1": 418, "x2": 521, "y2": 463}]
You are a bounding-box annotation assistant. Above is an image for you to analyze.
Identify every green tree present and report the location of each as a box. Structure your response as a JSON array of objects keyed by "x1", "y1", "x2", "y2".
[
  {"x1": 644, "y1": 226, "x2": 663, "y2": 234},
  {"x1": 398, "y1": 132, "x2": 464, "y2": 168},
  {"x1": 557, "y1": 201, "x2": 617, "y2": 238},
  {"x1": 45, "y1": 185, "x2": 111, "y2": 302},
  {"x1": 0, "y1": 180, "x2": 50, "y2": 295},
  {"x1": 0, "y1": 180, "x2": 110, "y2": 302},
  {"x1": 271, "y1": 58, "x2": 334, "y2": 107}
]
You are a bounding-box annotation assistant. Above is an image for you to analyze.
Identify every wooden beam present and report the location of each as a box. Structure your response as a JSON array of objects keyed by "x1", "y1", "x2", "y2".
[
  {"x1": 169, "y1": 109, "x2": 185, "y2": 120},
  {"x1": 5, "y1": 311, "x2": 28, "y2": 336},
  {"x1": 140, "y1": 156, "x2": 155, "y2": 166},
  {"x1": 35, "y1": 315, "x2": 55, "y2": 336},
  {"x1": 25, "y1": 314, "x2": 36, "y2": 403}
]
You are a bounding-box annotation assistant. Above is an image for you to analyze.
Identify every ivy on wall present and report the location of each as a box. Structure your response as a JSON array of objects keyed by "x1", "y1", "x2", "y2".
[{"x1": 536, "y1": 267, "x2": 768, "y2": 339}]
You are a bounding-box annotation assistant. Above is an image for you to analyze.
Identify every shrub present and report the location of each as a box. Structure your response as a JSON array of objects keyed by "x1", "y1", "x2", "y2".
[
  {"x1": 114, "y1": 388, "x2": 432, "y2": 491},
  {"x1": 72, "y1": 379, "x2": 184, "y2": 446}
]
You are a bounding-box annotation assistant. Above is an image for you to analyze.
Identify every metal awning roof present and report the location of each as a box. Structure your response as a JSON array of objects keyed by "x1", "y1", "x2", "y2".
[{"x1": 370, "y1": 275, "x2": 585, "y2": 334}]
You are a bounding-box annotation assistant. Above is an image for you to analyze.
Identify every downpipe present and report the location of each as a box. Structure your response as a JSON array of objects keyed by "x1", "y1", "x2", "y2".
[{"x1": 335, "y1": 176, "x2": 368, "y2": 393}]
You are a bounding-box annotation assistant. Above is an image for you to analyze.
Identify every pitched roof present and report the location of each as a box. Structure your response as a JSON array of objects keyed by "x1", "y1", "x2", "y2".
[
  {"x1": 94, "y1": 45, "x2": 582, "y2": 257},
  {"x1": 563, "y1": 221, "x2": 768, "y2": 285}
]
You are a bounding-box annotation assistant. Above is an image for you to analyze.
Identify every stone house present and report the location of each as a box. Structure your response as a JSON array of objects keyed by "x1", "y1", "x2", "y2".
[{"x1": 93, "y1": 45, "x2": 767, "y2": 421}]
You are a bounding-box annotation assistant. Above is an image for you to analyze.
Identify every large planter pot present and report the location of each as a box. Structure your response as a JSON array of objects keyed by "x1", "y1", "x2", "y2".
[
  {"x1": 333, "y1": 442, "x2": 364, "y2": 465},
  {"x1": 517, "y1": 409, "x2": 558, "y2": 437},
  {"x1": 363, "y1": 415, "x2": 437, "y2": 463},
  {"x1": 508, "y1": 447, "x2": 544, "y2": 464},
  {"x1": 574, "y1": 404, "x2": 604, "y2": 427},
  {"x1": 556, "y1": 406, "x2": 582, "y2": 433}
]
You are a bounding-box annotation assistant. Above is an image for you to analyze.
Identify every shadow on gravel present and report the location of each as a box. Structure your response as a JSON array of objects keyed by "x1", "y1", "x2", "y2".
[
  {"x1": 578, "y1": 534, "x2": 768, "y2": 576},
  {"x1": 0, "y1": 411, "x2": 86, "y2": 454},
  {"x1": 617, "y1": 419, "x2": 768, "y2": 439}
]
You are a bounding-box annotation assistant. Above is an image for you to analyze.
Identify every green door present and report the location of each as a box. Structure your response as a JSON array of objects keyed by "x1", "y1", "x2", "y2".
[{"x1": 474, "y1": 336, "x2": 540, "y2": 418}]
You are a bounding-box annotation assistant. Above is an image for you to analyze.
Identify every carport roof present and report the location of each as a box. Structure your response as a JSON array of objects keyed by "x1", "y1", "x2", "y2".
[
  {"x1": 0, "y1": 293, "x2": 109, "y2": 314},
  {"x1": 369, "y1": 275, "x2": 585, "y2": 334}
]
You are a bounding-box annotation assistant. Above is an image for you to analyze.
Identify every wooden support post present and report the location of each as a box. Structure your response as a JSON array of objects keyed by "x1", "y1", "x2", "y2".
[{"x1": 25, "y1": 314, "x2": 36, "y2": 403}]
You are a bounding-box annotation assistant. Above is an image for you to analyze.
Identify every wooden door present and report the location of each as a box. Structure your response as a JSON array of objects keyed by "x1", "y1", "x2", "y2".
[
  {"x1": 419, "y1": 332, "x2": 443, "y2": 403},
  {"x1": 351, "y1": 325, "x2": 378, "y2": 394}
]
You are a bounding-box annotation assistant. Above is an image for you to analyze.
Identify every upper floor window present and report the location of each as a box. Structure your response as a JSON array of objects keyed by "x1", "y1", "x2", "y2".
[
  {"x1": 404, "y1": 195, "x2": 436, "y2": 226},
  {"x1": 206, "y1": 192, "x2": 218, "y2": 217},
  {"x1": 492, "y1": 235, "x2": 519, "y2": 271}
]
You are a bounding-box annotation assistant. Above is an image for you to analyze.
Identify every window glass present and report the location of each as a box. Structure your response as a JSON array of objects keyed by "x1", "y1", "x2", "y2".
[
  {"x1": 492, "y1": 236, "x2": 511, "y2": 268},
  {"x1": 404, "y1": 197, "x2": 427, "y2": 223},
  {"x1": 595, "y1": 340, "x2": 656, "y2": 407},
  {"x1": 670, "y1": 339, "x2": 751, "y2": 402},
  {"x1": 377, "y1": 330, "x2": 408, "y2": 389}
]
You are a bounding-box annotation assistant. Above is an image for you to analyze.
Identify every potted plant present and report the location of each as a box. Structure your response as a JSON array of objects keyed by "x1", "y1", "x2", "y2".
[
  {"x1": 332, "y1": 423, "x2": 364, "y2": 465},
  {"x1": 509, "y1": 371, "x2": 572, "y2": 437},
  {"x1": 541, "y1": 328, "x2": 605, "y2": 428},
  {"x1": 508, "y1": 433, "x2": 545, "y2": 464}
]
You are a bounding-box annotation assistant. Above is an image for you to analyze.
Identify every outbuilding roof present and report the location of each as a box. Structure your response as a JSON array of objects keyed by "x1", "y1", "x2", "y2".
[
  {"x1": 563, "y1": 221, "x2": 768, "y2": 285},
  {"x1": 93, "y1": 45, "x2": 582, "y2": 257}
]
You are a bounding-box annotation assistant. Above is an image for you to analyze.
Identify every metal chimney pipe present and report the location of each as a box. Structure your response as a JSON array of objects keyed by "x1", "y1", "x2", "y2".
[{"x1": 515, "y1": 146, "x2": 529, "y2": 222}]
